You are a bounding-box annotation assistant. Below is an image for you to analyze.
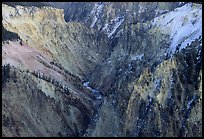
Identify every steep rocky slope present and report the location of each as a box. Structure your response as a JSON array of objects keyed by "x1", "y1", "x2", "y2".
[
  {"x1": 2, "y1": 3, "x2": 110, "y2": 79},
  {"x1": 86, "y1": 3, "x2": 202, "y2": 124},
  {"x1": 123, "y1": 46, "x2": 202, "y2": 137},
  {"x1": 49, "y1": 2, "x2": 184, "y2": 37},
  {"x1": 2, "y1": 66, "x2": 96, "y2": 137},
  {"x1": 2, "y1": 2, "x2": 202, "y2": 137},
  {"x1": 2, "y1": 3, "x2": 107, "y2": 136}
]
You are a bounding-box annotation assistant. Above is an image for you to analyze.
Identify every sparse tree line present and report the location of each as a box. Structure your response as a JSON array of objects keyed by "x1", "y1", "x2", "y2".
[
  {"x1": 37, "y1": 58, "x2": 81, "y2": 84},
  {"x1": 2, "y1": 25, "x2": 21, "y2": 42},
  {"x1": 30, "y1": 70, "x2": 69, "y2": 94},
  {"x1": 2, "y1": 62, "x2": 85, "y2": 94},
  {"x1": 37, "y1": 58, "x2": 84, "y2": 89},
  {"x1": 1, "y1": 63, "x2": 70, "y2": 94},
  {"x1": 49, "y1": 60, "x2": 81, "y2": 83},
  {"x1": 2, "y1": 64, "x2": 17, "y2": 86},
  {"x1": 2, "y1": 64, "x2": 11, "y2": 85},
  {"x1": 50, "y1": 60, "x2": 70, "y2": 74},
  {"x1": 37, "y1": 59, "x2": 84, "y2": 91}
]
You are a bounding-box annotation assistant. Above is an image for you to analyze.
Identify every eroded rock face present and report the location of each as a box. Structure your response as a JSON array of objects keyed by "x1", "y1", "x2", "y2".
[
  {"x1": 2, "y1": 67, "x2": 95, "y2": 137},
  {"x1": 2, "y1": 3, "x2": 107, "y2": 137},
  {"x1": 83, "y1": 3, "x2": 202, "y2": 137},
  {"x1": 2, "y1": 4, "x2": 110, "y2": 79},
  {"x1": 54, "y1": 2, "x2": 183, "y2": 38},
  {"x1": 123, "y1": 46, "x2": 202, "y2": 137},
  {"x1": 2, "y1": 2, "x2": 202, "y2": 137}
]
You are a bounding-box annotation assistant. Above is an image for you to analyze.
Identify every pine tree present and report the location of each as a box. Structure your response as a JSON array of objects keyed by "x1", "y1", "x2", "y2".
[
  {"x1": 6, "y1": 64, "x2": 10, "y2": 79},
  {"x1": 19, "y1": 40, "x2": 23, "y2": 46},
  {"x1": 48, "y1": 76, "x2": 51, "y2": 82},
  {"x1": 13, "y1": 69, "x2": 17, "y2": 83}
]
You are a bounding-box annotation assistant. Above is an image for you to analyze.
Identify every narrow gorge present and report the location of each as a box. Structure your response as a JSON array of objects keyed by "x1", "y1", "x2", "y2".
[{"x1": 2, "y1": 2, "x2": 202, "y2": 137}]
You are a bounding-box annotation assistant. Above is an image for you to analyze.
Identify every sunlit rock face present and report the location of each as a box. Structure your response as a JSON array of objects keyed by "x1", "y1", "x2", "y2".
[
  {"x1": 2, "y1": 2, "x2": 202, "y2": 137},
  {"x1": 2, "y1": 3, "x2": 108, "y2": 137},
  {"x1": 2, "y1": 4, "x2": 110, "y2": 79}
]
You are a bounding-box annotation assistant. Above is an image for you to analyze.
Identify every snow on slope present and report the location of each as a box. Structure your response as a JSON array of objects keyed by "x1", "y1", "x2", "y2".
[
  {"x1": 108, "y1": 16, "x2": 124, "y2": 38},
  {"x1": 152, "y1": 3, "x2": 202, "y2": 54},
  {"x1": 131, "y1": 54, "x2": 144, "y2": 61},
  {"x1": 90, "y1": 3, "x2": 104, "y2": 28}
]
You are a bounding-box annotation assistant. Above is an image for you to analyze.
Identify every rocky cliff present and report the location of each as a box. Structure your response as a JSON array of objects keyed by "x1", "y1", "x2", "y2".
[
  {"x1": 2, "y1": 2, "x2": 202, "y2": 137},
  {"x1": 2, "y1": 3, "x2": 110, "y2": 79}
]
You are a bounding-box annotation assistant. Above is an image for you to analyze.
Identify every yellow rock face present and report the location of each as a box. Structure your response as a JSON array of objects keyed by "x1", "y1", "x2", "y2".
[
  {"x1": 124, "y1": 46, "x2": 202, "y2": 136},
  {"x1": 2, "y1": 4, "x2": 109, "y2": 79},
  {"x1": 130, "y1": 59, "x2": 177, "y2": 104}
]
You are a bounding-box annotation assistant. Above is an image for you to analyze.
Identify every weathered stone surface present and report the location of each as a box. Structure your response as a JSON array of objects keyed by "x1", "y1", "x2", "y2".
[{"x1": 2, "y1": 2, "x2": 202, "y2": 137}]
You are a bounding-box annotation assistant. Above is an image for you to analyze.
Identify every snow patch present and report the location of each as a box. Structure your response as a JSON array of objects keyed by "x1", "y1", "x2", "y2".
[
  {"x1": 155, "y1": 9, "x2": 169, "y2": 16},
  {"x1": 102, "y1": 23, "x2": 108, "y2": 31},
  {"x1": 90, "y1": 3, "x2": 104, "y2": 28},
  {"x1": 96, "y1": 94, "x2": 102, "y2": 100},
  {"x1": 139, "y1": 4, "x2": 146, "y2": 14},
  {"x1": 131, "y1": 54, "x2": 144, "y2": 61},
  {"x1": 115, "y1": 29, "x2": 123, "y2": 38},
  {"x1": 108, "y1": 16, "x2": 124, "y2": 38},
  {"x1": 91, "y1": 16, "x2": 98, "y2": 28},
  {"x1": 96, "y1": 3, "x2": 104, "y2": 15},
  {"x1": 154, "y1": 78, "x2": 162, "y2": 91},
  {"x1": 107, "y1": 60, "x2": 111, "y2": 63},
  {"x1": 179, "y1": 2, "x2": 185, "y2": 5},
  {"x1": 151, "y1": 3, "x2": 202, "y2": 55},
  {"x1": 187, "y1": 95, "x2": 197, "y2": 109},
  {"x1": 16, "y1": 6, "x2": 25, "y2": 15}
]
